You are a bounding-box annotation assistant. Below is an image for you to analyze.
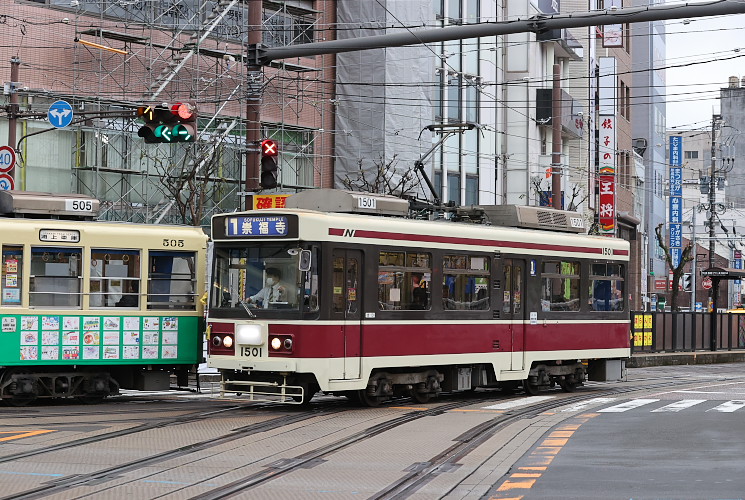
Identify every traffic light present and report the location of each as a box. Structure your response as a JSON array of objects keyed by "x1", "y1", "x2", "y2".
[
  {"x1": 682, "y1": 273, "x2": 692, "y2": 292},
  {"x1": 137, "y1": 103, "x2": 197, "y2": 143},
  {"x1": 260, "y1": 138, "x2": 278, "y2": 189}
]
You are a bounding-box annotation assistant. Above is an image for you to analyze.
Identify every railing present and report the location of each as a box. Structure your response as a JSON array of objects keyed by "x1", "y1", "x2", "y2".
[{"x1": 631, "y1": 311, "x2": 745, "y2": 353}]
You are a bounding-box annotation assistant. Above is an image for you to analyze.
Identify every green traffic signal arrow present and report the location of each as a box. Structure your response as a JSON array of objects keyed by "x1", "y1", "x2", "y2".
[{"x1": 154, "y1": 125, "x2": 172, "y2": 142}]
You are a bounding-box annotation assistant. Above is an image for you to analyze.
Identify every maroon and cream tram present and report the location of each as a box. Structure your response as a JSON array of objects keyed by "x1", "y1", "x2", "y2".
[{"x1": 206, "y1": 190, "x2": 630, "y2": 405}]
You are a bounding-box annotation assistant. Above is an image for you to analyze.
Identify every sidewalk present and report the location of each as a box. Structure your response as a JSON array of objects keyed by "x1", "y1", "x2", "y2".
[{"x1": 629, "y1": 350, "x2": 745, "y2": 368}]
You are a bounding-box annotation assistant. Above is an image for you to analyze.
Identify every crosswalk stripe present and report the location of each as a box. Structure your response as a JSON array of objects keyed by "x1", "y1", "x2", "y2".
[
  {"x1": 483, "y1": 396, "x2": 555, "y2": 410},
  {"x1": 651, "y1": 399, "x2": 706, "y2": 412},
  {"x1": 707, "y1": 400, "x2": 745, "y2": 413},
  {"x1": 562, "y1": 397, "x2": 617, "y2": 412},
  {"x1": 597, "y1": 399, "x2": 659, "y2": 412}
]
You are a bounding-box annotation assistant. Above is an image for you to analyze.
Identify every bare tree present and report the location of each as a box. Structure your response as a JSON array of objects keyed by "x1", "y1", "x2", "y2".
[
  {"x1": 654, "y1": 223, "x2": 694, "y2": 311},
  {"x1": 149, "y1": 144, "x2": 230, "y2": 226},
  {"x1": 341, "y1": 154, "x2": 420, "y2": 196},
  {"x1": 529, "y1": 177, "x2": 589, "y2": 211}
]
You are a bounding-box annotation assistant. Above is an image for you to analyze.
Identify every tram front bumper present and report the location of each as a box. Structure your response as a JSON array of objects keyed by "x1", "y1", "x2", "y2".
[{"x1": 207, "y1": 356, "x2": 297, "y2": 373}]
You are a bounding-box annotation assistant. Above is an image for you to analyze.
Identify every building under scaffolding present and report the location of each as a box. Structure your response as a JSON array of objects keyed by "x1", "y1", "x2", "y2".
[{"x1": 0, "y1": 0, "x2": 335, "y2": 226}]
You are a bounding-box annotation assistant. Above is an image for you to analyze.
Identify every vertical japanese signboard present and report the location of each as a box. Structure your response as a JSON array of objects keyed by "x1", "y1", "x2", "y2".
[
  {"x1": 669, "y1": 136, "x2": 683, "y2": 267},
  {"x1": 598, "y1": 57, "x2": 616, "y2": 237}
]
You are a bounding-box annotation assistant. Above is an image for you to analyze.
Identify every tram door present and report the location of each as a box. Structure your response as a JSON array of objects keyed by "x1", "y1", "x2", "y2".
[
  {"x1": 331, "y1": 249, "x2": 362, "y2": 380},
  {"x1": 502, "y1": 259, "x2": 525, "y2": 371}
]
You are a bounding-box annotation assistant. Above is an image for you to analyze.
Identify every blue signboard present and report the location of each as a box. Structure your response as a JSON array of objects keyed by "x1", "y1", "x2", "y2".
[
  {"x1": 669, "y1": 196, "x2": 682, "y2": 224},
  {"x1": 48, "y1": 100, "x2": 74, "y2": 128},
  {"x1": 669, "y1": 167, "x2": 682, "y2": 197},
  {"x1": 672, "y1": 247, "x2": 682, "y2": 269},
  {"x1": 669, "y1": 136, "x2": 682, "y2": 167},
  {"x1": 226, "y1": 216, "x2": 288, "y2": 237}
]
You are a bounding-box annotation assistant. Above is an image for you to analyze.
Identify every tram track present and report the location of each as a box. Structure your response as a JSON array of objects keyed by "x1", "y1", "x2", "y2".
[{"x1": 0, "y1": 376, "x2": 723, "y2": 499}]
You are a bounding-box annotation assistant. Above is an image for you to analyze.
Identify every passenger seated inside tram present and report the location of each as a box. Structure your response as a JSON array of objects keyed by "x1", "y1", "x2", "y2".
[{"x1": 116, "y1": 282, "x2": 139, "y2": 307}]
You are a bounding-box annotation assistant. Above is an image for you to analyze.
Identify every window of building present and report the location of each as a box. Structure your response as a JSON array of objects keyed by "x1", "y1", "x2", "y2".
[
  {"x1": 29, "y1": 247, "x2": 82, "y2": 308},
  {"x1": 447, "y1": 75, "x2": 462, "y2": 121},
  {"x1": 148, "y1": 251, "x2": 197, "y2": 310},
  {"x1": 589, "y1": 263, "x2": 625, "y2": 311},
  {"x1": 541, "y1": 261, "x2": 580, "y2": 312},
  {"x1": 448, "y1": 172, "x2": 461, "y2": 205},
  {"x1": 466, "y1": 176, "x2": 478, "y2": 205},
  {"x1": 378, "y1": 251, "x2": 432, "y2": 310},
  {"x1": 263, "y1": 11, "x2": 314, "y2": 47},
  {"x1": 684, "y1": 150, "x2": 699, "y2": 159},
  {"x1": 443, "y1": 254, "x2": 490, "y2": 310},
  {"x1": 1, "y1": 246, "x2": 23, "y2": 306},
  {"x1": 90, "y1": 249, "x2": 140, "y2": 308}
]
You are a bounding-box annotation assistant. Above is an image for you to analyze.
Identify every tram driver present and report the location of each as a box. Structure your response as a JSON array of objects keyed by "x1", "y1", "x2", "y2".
[{"x1": 247, "y1": 267, "x2": 288, "y2": 308}]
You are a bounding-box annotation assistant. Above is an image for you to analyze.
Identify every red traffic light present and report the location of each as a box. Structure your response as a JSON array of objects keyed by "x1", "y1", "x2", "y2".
[
  {"x1": 171, "y1": 102, "x2": 194, "y2": 120},
  {"x1": 261, "y1": 139, "x2": 278, "y2": 157}
]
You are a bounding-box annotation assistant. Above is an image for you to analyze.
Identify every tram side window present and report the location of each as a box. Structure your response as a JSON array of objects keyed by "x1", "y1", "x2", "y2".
[
  {"x1": 1, "y1": 246, "x2": 23, "y2": 306},
  {"x1": 90, "y1": 249, "x2": 141, "y2": 308},
  {"x1": 378, "y1": 251, "x2": 431, "y2": 310},
  {"x1": 29, "y1": 247, "x2": 82, "y2": 307},
  {"x1": 590, "y1": 263, "x2": 625, "y2": 311},
  {"x1": 147, "y1": 251, "x2": 197, "y2": 310},
  {"x1": 541, "y1": 261, "x2": 580, "y2": 312},
  {"x1": 443, "y1": 254, "x2": 490, "y2": 310}
]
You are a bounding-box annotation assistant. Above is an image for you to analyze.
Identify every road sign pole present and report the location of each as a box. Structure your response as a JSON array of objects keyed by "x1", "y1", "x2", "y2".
[{"x1": 7, "y1": 57, "x2": 20, "y2": 185}]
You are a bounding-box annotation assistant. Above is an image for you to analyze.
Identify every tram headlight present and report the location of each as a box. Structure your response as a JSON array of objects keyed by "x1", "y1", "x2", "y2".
[
  {"x1": 236, "y1": 324, "x2": 262, "y2": 345},
  {"x1": 212, "y1": 336, "x2": 222, "y2": 347},
  {"x1": 271, "y1": 337, "x2": 282, "y2": 350},
  {"x1": 283, "y1": 338, "x2": 293, "y2": 350},
  {"x1": 222, "y1": 335, "x2": 233, "y2": 348}
]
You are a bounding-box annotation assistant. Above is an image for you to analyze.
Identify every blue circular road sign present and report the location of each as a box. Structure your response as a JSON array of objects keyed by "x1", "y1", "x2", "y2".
[{"x1": 48, "y1": 100, "x2": 74, "y2": 128}]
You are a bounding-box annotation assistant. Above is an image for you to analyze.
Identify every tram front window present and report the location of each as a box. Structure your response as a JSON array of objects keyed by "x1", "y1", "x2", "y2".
[{"x1": 211, "y1": 244, "x2": 318, "y2": 314}]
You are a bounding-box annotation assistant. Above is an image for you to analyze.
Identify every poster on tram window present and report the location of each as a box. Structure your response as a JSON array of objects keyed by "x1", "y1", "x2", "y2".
[
  {"x1": 162, "y1": 346, "x2": 177, "y2": 358},
  {"x1": 20, "y1": 346, "x2": 38, "y2": 360},
  {"x1": 162, "y1": 331, "x2": 178, "y2": 345},
  {"x1": 103, "y1": 317, "x2": 120, "y2": 330},
  {"x1": 42, "y1": 331, "x2": 59, "y2": 345},
  {"x1": 63, "y1": 317, "x2": 80, "y2": 330},
  {"x1": 123, "y1": 317, "x2": 139, "y2": 330},
  {"x1": 2, "y1": 288, "x2": 20, "y2": 303},
  {"x1": 143, "y1": 317, "x2": 160, "y2": 330},
  {"x1": 21, "y1": 316, "x2": 38, "y2": 330},
  {"x1": 103, "y1": 331, "x2": 120, "y2": 345},
  {"x1": 41, "y1": 316, "x2": 60, "y2": 330},
  {"x1": 103, "y1": 346, "x2": 120, "y2": 359},
  {"x1": 2, "y1": 317, "x2": 15, "y2": 332},
  {"x1": 123, "y1": 346, "x2": 140, "y2": 359},
  {"x1": 21, "y1": 331, "x2": 37, "y2": 345},
  {"x1": 41, "y1": 346, "x2": 59, "y2": 360}
]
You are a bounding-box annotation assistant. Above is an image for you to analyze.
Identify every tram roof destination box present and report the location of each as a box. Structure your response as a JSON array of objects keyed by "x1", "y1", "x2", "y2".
[{"x1": 0, "y1": 191, "x2": 99, "y2": 220}]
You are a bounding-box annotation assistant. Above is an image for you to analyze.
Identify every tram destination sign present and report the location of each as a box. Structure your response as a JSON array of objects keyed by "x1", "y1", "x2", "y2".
[{"x1": 226, "y1": 216, "x2": 289, "y2": 237}]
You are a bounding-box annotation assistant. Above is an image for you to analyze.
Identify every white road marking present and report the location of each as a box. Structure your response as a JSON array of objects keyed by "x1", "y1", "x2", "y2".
[
  {"x1": 651, "y1": 399, "x2": 706, "y2": 412},
  {"x1": 483, "y1": 396, "x2": 555, "y2": 410},
  {"x1": 561, "y1": 397, "x2": 617, "y2": 412},
  {"x1": 597, "y1": 399, "x2": 660, "y2": 412},
  {"x1": 706, "y1": 400, "x2": 745, "y2": 413}
]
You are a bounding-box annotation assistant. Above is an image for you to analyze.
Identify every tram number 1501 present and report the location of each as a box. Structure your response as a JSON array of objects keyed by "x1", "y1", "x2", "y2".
[{"x1": 242, "y1": 347, "x2": 262, "y2": 357}]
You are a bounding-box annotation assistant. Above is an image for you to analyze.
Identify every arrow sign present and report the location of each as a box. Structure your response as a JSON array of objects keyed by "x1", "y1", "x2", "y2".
[
  {"x1": 0, "y1": 146, "x2": 15, "y2": 173},
  {"x1": 48, "y1": 100, "x2": 74, "y2": 128},
  {"x1": 0, "y1": 173, "x2": 15, "y2": 191}
]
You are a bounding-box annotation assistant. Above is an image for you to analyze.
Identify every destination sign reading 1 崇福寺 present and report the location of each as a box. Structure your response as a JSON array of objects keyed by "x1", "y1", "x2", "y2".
[{"x1": 226, "y1": 216, "x2": 288, "y2": 237}]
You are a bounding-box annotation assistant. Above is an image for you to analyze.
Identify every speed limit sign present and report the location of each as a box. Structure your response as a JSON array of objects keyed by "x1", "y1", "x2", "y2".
[{"x1": 0, "y1": 146, "x2": 15, "y2": 173}]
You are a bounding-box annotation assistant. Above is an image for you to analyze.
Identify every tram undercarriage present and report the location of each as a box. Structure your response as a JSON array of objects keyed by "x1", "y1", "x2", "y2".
[
  {"x1": 0, "y1": 368, "x2": 119, "y2": 406},
  {"x1": 219, "y1": 360, "x2": 589, "y2": 407}
]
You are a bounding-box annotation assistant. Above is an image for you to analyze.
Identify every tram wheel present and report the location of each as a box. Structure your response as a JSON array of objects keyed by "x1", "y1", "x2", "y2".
[
  {"x1": 523, "y1": 379, "x2": 541, "y2": 395},
  {"x1": 6, "y1": 396, "x2": 34, "y2": 407},
  {"x1": 291, "y1": 383, "x2": 317, "y2": 406},
  {"x1": 357, "y1": 389, "x2": 382, "y2": 407},
  {"x1": 410, "y1": 389, "x2": 432, "y2": 404},
  {"x1": 559, "y1": 380, "x2": 578, "y2": 393}
]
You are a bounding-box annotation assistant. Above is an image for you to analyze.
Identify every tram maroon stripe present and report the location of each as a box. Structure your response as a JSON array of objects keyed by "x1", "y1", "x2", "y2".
[
  {"x1": 267, "y1": 322, "x2": 630, "y2": 359},
  {"x1": 328, "y1": 228, "x2": 629, "y2": 256}
]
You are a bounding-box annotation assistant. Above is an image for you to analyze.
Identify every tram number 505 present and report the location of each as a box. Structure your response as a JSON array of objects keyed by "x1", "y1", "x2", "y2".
[
  {"x1": 66, "y1": 199, "x2": 93, "y2": 212},
  {"x1": 242, "y1": 347, "x2": 262, "y2": 357},
  {"x1": 163, "y1": 239, "x2": 185, "y2": 247}
]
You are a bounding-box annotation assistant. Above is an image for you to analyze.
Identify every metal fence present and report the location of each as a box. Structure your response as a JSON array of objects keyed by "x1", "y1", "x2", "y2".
[{"x1": 631, "y1": 311, "x2": 745, "y2": 353}]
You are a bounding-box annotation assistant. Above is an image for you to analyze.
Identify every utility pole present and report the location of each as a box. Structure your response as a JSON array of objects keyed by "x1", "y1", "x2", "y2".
[
  {"x1": 245, "y1": 1, "x2": 263, "y2": 208},
  {"x1": 708, "y1": 114, "x2": 721, "y2": 351},
  {"x1": 551, "y1": 63, "x2": 562, "y2": 210},
  {"x1": 7, "y1": 57, "x2": 20, "y2": 185}
]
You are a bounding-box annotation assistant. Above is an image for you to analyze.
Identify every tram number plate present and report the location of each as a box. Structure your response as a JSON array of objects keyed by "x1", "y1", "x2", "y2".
[{"x1": 242, "y1": 347, "x2": 263, "y2": 357}]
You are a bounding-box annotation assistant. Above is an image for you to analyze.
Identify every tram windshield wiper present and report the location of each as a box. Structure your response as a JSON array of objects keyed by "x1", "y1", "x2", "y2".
[{"x1": 238, "y1": 297, "x2": 255, "y2": 318}]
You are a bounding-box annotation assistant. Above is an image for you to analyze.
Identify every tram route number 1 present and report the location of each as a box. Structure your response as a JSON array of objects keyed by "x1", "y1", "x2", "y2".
[{"x1": 242, "y1": 346, "x2": 262, "y2": 357}]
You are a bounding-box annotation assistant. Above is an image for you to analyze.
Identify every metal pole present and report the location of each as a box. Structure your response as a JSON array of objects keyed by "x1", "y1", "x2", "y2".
[
  {"x1": 261, "y1": 2, "x2": 745, "y2": 63},
  {"x1": 551, "y1": 63, "x2": 562, "y2": 210},
  {"x1": 709, "y1": 115, "x2": 719, "y2": 350},
  {"x1": 8, "y1": 57, "x2": 20, "y2": 185},
  {"x1": 245, "y1": 1, "x2": 263, "y2": 207},
  {"x1": 691, "y1": 208, "x2": 697, "y2": 311}
]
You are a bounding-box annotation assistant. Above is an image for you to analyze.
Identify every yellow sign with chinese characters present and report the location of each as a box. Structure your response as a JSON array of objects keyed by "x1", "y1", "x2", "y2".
[{"x1": 250, "y1": 194, "x2": 291, "y2": 210}]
